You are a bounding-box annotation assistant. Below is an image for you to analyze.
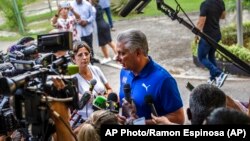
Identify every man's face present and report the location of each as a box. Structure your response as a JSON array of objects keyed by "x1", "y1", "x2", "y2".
[
  {"x1": 76, "y1": 0, "x2": 82, "y2": 4},
  {"x1": 116, "y1": 42, "x2": 137, "y2": 71}
]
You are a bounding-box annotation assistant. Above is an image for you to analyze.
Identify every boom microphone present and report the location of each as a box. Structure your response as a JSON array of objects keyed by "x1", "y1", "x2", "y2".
[
  {"x1": 123, "y1": 83, "x2": 132, "y2": 103},
  {"x1": 89, "y1": 79, "x2": 97, "y2": 93},
  {"x1": 144, "y1": 95, "x2": 158, "y2": 116},
  {"x1": 119, "y1": 0, "x2": 151, "y2": 17}
]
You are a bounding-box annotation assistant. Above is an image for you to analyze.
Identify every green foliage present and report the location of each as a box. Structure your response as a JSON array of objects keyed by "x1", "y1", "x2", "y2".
[
  {"x1": 221, "y1": 22, "x2": 250, "y2": 49},
  {"x1": 225, "y1": 0, "x2": 250, "y2": 11},
  {"x1": 191, "y1": 22, "x2": 250, "y2": 63},
  {"x1": 0, "y1": 0, "x2": 26, "y2": 32}
]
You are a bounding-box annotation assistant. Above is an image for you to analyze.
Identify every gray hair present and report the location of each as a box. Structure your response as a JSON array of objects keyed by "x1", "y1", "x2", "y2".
[{"x1": 116, "y1": 29, "x2": 148, "y2": 55}]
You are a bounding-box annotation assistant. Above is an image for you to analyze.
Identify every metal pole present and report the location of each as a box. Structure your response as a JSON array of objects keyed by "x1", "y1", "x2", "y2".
[
  {"x1": 12, "y1": 0, "x2": 25, "y2": 34},
  {"x1": 236, "y1": 0, "x2": 243, "y2": 47},
  {"x1": 47, "y1": 0, "x2": 53, "y2": 15}
]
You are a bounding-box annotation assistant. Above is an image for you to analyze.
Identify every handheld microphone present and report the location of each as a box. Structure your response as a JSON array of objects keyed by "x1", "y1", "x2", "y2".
[
  {"x1": 107, "y1": 93, "x2": 119, "y2": 113},
  {"x1": 89, "y1": 79, "x2": 97, "y2": 93},
  {"x1": 107, "y1": 92, "x2": 118, "y2": 103},
  {"x1": 119, "y1": 0, "x2": 151, "y2": 17},
  {"x1": 144, "y1": 95, "x2": 158, "y2": 116},
  {"x1": 92, "y1": 96, "x2": 107, "y2": 111},
  {"x1": 67, "y1": 64, "x2": 79, "y2": 75},
  {"x1": 79, "y1": 91, "x2": 91, "y2": 109},
  {"x1": 123, "y1": 83, "x2": 132, "y2": 104}
]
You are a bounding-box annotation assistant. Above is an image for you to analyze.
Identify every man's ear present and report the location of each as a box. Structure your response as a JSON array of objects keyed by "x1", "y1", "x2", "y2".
[
  {"x1": 186, "y1": 108, "x2": 192, "y2": 120},
  {"x1": 135, "y1": 48, "x2": 143, "y2": 56}
]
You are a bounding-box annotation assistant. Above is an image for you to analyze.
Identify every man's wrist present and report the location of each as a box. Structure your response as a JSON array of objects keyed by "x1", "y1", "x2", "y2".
[{"x1": 54, "y1": 14, "x2": 59, "y2": 18}]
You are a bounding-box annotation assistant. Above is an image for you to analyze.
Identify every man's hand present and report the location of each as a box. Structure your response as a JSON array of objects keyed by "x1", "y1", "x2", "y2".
[
  {"x1": 151, "y1": 114, "x2": 176, "y2": 125},
  {"x1": 116, "y1": 114, "x2": 127, "y2": 125},
  {"x1": 122, "y1": 99, "x2": 138, "y2": 119},
  {"x1": 77, "y1": 19, "x2": 88, "y2": 27},
  {"x1": 52, "y1": 77, "x2": 66, "y2": 91}
]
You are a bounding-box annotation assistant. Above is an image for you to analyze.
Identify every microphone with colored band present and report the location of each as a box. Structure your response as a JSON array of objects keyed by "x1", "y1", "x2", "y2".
[
  {"x1": 92, "y1": 96, "x2": 107, "y2": 111},
  {"x1": 144, "y1": 95, "x2": 158, "y2": 116},
  {"x1": 123, "y1": 83, "x2": 132, "y2": 104},
  {"x1": 107, "y1": 93, "x2": 119, "y2": 113},
  {"x1": 89, "y1": 79, "x2": 97, "y2": 93},
  {"x1": 119, "y1": 0, "x2": 151, "y2": 17}
]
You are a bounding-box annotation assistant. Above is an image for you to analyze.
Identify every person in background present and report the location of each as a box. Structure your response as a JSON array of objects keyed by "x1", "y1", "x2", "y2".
[
  {"x1": 51, "y1": 1, "x2": 80, "y2": 42},
  {"x1": 89, "y1": 0, "x2": 117, "y2": 64},
  {"x1": 195, "y1": 0, "x2": 227, "y2": 88},
  {"x1": 98, "y1": 0, "x2": 115, "y2": 31},
  {"x1": 71, "y1": 0, "x2": 100, "y2": 64},
  {"x1": 116, "y1": 29, "x2": 185, "y2": 125},
  {"x1": 72, "y1": 41, "x2": 113, "y2": 121}
]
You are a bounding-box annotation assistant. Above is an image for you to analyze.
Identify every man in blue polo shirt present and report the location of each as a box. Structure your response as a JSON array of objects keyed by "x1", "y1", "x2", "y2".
[{"x1": 115, "y1": 29, "x2": 185, "y2": 125}]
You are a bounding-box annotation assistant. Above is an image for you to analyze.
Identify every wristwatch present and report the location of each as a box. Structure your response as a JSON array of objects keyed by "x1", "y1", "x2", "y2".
[{"x1": 55, "y1": 14, "x2": 59, "y2": 18}]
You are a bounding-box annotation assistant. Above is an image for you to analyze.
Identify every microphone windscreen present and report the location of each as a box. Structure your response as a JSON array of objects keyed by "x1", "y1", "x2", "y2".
[
  {"x1": 123, "y1": 83, "x2": 132, "y2": 103},
  {"x1": 107, "y1": 93, "x2": 118, "y2": 102},
  {"x1": 92, "y1": 96, "x2": 107, "y2": 110},
  {"x1": 144, "y1": 95, "x2": 153, "y2": 104},
  {"x1": 123, "y1": 83, "x2": 131, "y2": 95},
  {"x1": 79, "y1": 91, "x2": 91, "y2": 109},
  {"x1": 67, "y1": 64, "x2": 79, "y2": 75},
  {"x1": 90, "y1": 79, "x2": 97, "y2": 86}
]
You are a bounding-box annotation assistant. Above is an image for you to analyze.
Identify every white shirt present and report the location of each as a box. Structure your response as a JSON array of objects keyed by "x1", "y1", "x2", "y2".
[
  {"x1": 70, "y1": 0, "x2": 95, "y2": 37},
  {"x1": 74, "y1": 65, "x2": 108, "y2": 120}
]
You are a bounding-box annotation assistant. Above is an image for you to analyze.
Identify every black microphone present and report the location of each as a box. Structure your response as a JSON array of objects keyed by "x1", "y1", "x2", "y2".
[
  {"x1": 144, "y1": 95, "x2": 158, "y2": 116},
  {"x1": 89, "y1": 79, "x2": 97, "y2": 93},
  {"x1": 79, "y1": 91, "x2": 91, "y2": 109},
  {"x1": 107, "y1": 92, "x2": 118, "y2": 103},
  {"x1": 107, "y1": 93, "x2": 119, "y2": 113},
  {"x1": 123, "y1": 83, "x2": 132, "y2": 104},
  {"x1": 119, "y1": 0, "x2": 151, "y2": 17}
]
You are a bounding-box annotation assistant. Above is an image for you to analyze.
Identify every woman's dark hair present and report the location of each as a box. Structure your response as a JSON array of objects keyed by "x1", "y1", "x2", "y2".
[{"x1": 73, "y1": 41, "x2": 91, "y2": 54}]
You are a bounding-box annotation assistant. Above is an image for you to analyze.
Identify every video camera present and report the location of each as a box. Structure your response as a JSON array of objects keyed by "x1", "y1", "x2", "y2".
[
  {"x1": 0, "y1": 31, "x2": 77, "y2": 140},
  {"x1": 37, "y1": 31, "x2": 73, "y2": 53}
]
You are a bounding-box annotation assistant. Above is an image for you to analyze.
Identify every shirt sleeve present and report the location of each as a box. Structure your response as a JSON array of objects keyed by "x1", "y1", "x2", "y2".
[
  {"x1": 159, "y1": 77, "x2": 183, "y2": 114},
  {"x1": 86, "y1": 3, "x2": 95, "y2": 24},
  {"x1": 199, "y1": 2, "x2": 207, "y2": 17}
]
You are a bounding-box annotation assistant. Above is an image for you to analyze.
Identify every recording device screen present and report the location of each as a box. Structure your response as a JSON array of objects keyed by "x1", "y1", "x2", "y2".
[{"x1": 37, "y1": 31, "x2": 73, "y2": 53}]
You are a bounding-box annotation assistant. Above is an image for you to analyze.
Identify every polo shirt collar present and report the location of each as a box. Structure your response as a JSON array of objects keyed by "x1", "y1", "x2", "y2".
[{"x1": 129, "y1": 56, "x2": 154, "y2": 78}]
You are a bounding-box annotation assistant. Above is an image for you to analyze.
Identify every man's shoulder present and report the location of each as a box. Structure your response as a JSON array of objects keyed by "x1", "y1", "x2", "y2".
[{"x1": 152, "y1": 62, "x2": 172, "y2": 77}]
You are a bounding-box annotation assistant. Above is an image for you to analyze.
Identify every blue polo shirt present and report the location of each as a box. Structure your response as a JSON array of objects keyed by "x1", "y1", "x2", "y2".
[{"x1": 119, "y1": 57, "x2": 183, "y2": 119}]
